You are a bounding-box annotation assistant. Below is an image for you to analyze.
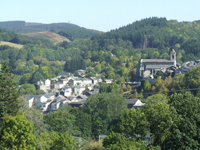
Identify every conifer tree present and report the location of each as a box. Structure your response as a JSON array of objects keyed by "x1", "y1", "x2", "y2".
[{"x1": 0, "y1": 61, "x2": 21, "y2": 118}]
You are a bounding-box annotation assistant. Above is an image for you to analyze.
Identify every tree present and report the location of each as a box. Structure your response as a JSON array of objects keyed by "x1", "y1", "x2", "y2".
[
  {"x1": 0, "y1": 112, "x2": 37, "y2": 149},
  {"x1": 0, "y1": 61, "x2": 21, "y2": 118},
  {"x1": 144, "y1": 80, "x2": 151, "y2": 93},
  {"x1": 70, "y1": 107, "x2": 92, "y2": 138},
  {"x1": 19, "y1": 83, "x2": 36, "y2": 95},
  {"x1": 30, "y1": 71, "x2": 44, "y2": 84},
  {"x1": 155, "y1": 77, "x2": 162, "y2": 92},
  {"x1": 113, "y1": 108, "x2": 149, "y2": 139},
  {"x1": 144, "y1": 96, "x2": 179, "y2": 148},
  {"x1": 103, "y1": 109, "x2": 157, "y2": 150},
  {"x1": 38, "y1": 131, "x2": 77, "y2": 150},
  {"x1": 83, "y1": 93, "x2": 127, "y2": 140},
  {"x1": 44, "y1": 106, "x2": 79, "y2": 135},
  {"x1": 122, "y1": 83, "x2": 126, "y2": 91},
  {"x1": 94, "y1": 63, "x2": 101, "y2": 73},
  {"x1": 166, "y1": 92, "x2": 200, "y2": 149},
  {"x1": 20, "y1": 100, "x2": 48, "y2": 136},
  {"x1": 51, "y1": 132, "x2": 77, "y2": 150}
]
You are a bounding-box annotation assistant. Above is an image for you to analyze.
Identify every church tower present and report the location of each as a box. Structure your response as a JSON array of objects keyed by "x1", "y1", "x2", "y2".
[{"x1": 170, "y1": 49, "x2": 176, "y2": 66}]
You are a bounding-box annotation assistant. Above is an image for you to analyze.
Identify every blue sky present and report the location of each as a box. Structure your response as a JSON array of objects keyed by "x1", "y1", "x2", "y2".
[{"x1": 1, "y1": 0, "x2": 200, "y2": 31}]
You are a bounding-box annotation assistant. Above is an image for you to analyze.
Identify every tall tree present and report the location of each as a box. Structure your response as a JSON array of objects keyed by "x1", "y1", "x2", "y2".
[
  {"x1": 166, "y1": 92, "x2": 200, "y2": 150},
  {"x1": 0, "y1": 61, "x2": 21, "y2": 118}
]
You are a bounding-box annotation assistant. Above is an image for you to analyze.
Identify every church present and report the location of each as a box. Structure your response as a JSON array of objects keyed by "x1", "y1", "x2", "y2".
[{"x1": 137, "y1": 49, "x2": 178, "y2": 79}]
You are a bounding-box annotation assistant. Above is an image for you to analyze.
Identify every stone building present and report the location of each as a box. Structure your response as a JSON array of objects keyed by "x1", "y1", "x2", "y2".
[{"x1": 137, "y1": 49, "x2": 177, "y2": 79}]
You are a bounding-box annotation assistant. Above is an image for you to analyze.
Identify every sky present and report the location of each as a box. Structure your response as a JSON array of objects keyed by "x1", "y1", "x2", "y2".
[{"x1": 1, "y1": 0, "x2": 200, "y2": 32}]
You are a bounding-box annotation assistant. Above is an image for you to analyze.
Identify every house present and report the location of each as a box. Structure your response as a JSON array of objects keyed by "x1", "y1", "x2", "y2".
[
  {"x1": 76, "y1": 69, "x2": 86, "y2": 75},
  {"x1": 90, "y1": 77, "x2": 102, "y2": 84},
  {"x1": 68, "y1": 100, "x2": 86, "y2": 107},
  {"x1": 35, "y1": 93, "x2": 55, "y2": 112},
  {"x1": 24, "y1": 95, "x2": 35, "y2": 108},
  {"x1": 59, "y1": 86, "x2": 72, "y2": 96},
  {"x1": 54, "y1": 81, "x2": 64, "y2": 89},
  {"x1": 126, "y1": 99, "x2": 145, "y2": 109},
  {"x1": 137, "y1": 49, "x2": 178, "y2": 79},
  {"x1": 81, "y1": 78, "x2": 92, "y2": 85},
  {"x1": 66, "y1": 96, "x2": 77, "y2": 102},
  {"x1": 103, "y1": 79, "x2": 113, "y2": 84},
  {"x1": 50, "y1": 95, "x2": 69, "y2": 111},
  {"x1": 74, "y1": 86, "x2": 86, "y2": 95},
  {"x1": 84, "y1": 89, "x2": 100, "y2": 96},
  {"x1": 25, "y1": 93, "x2": 55, "y2": 112},
  {"x1": 68, "y1": 78, "x2": 82, "y2": 86},
  {"x1": 76, "y1": 94, "x2": 88, "y2": 100},
  {"x1": 37, "y1": 79, "x2": 51, "y2": 93}
]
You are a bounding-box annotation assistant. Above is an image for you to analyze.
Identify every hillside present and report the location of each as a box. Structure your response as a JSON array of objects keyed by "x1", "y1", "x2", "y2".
[
  {"x1": 0, "y1": 41, "x2": 23, "y2": 49},
  {"x1": 24, "y1": 32, "x2": 70, "y2": 45},
  {"x1": 0, "y1": 21, "x2": 87, "y2": 33}
]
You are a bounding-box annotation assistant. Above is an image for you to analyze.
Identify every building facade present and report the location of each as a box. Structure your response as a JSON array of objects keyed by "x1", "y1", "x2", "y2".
[{"x1": 137, "y1": 49, "x2": 177, "y2": 79}]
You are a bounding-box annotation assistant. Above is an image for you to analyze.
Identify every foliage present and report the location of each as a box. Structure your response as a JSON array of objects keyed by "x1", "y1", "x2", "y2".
[
  {"x1": 83, "y1": 93, "x2": 127, "y2": 140},
  {"x1": 0, "y1": 61, "x2": 21, "y2": 119},
  {"x1": 44, "y1": 105, "x2": 80, "y2": 135},
  {"x1": 38, "y1": 131, "x2": 77, "y2": 150},
  {"x1": 19, "y1": 83, "x2": 36, "y2": 95},
  {"x1": 0, "y1": 112, "x2": 37, "y2": 150},
  {"x1": 166, "y1": 92, "x2": 200, "y2": 149},
  {"x1": 144, "y1": 95, "x2": 179, "y2": 148}
]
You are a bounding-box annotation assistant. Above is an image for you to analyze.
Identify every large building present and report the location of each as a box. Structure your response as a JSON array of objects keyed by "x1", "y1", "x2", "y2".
[{"x1": 137, "y1": 49, "x2": 177, "y2": 79}]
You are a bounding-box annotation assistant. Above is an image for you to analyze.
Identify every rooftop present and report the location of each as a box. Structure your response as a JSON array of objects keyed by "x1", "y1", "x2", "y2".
[{"x1": 141, "y1": 59, "x2": 174, "y2": 63}]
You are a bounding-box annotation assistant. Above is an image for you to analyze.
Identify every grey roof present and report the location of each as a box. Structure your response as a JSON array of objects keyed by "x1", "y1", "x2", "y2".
[
  {"x1": 76, "y1": 95, "x2": 88, "y2": 99},
  {"x1": 67, "y1": 96, "x2": 76, "y2": 101},
  {"x1": 141, "y1": 59, "x2": 174, "y2": 63},
  {"x1": 60, "y1": 72, "x2": 70, "y2": 76},
  {"x1": 24, "y1": 95, "x2": 35, "y2": 100},
  {"x1": 43, "y1": 93, "x2": 54, "y2": 99},
  {"x1": 69, "y1": 100, "x2": 86, "y2": 105},
  {"x1": 126, "y1": 99, "x2": 138, "y2": 104}
]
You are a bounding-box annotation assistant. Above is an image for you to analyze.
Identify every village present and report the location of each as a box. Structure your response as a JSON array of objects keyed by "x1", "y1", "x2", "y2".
[
  {"x1": 25, "y1": 69, "x2": 145, "y2": 113},
  {"x1": 24, "y1": 49, "x2": 200, "y2": 113}
]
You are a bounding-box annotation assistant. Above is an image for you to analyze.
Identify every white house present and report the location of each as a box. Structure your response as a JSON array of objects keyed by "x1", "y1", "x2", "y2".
[
  {"x1": 103, "y1": 79, "x2": 113, "y2": 84},
  {"x1": 25, "y1": 93, "x2": 55, "y2": 112},
  {"x1": 126, "y1": 99, "x2": 145, "y2": 109},
  {"x1": 24, "y1": 95, "x2": 35, "y2": 108},
  {"x1": 59, "y1": 86, "x2": 72, "y2": 97},
  {"x1": 37, "y1": 79, "x2": 51, "y2": 93},
  {"x1": 76, "y1": 69, "x2": 86, "y2": 75},
  {"x1": 54, "y1": 81, "x2": 64, "y2": 89},
  {"x1": 50, "y1": 95, "x2": 69, "y2": 111},
  {"x1": 90, "y1": 77, "x2": 102, "y2": 84},
  {"x1": 74, "y1": 86, "x2": 86, "y2": 95},
  {"x1": 45, "y1": 79, "x2": 51, "y2": 87}
]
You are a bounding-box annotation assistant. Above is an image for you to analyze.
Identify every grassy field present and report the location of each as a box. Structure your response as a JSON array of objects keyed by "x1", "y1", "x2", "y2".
[
  {"x1": 24, "y1": 31, "x2": 70, "y2": 45},
  {"x1": 0, "y1": 41, "x2": 24, "y2": 49}
]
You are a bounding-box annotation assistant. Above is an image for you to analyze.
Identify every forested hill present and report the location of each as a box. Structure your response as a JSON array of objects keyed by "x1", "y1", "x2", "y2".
[
  {"x1": 91, "y1": 17, "x2": 200, "y2": 49},
  {"x1": 0, "y1": 21, "x2": 81, "y2": 33},
  {"x1": 0, "y1": 21, "x2": 102, "y2": 39},
  {"x1": 87, "y1": 17, "x2": 200, "y2": 63}
]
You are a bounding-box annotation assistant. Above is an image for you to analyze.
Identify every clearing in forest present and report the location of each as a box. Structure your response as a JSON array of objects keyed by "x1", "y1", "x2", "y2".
[
  {"x1": 0, "y1": 41, "x2": 24, "y2": 49},
  {"x1": 24, "y1": 31, "x2": 70, "y2": 45}
]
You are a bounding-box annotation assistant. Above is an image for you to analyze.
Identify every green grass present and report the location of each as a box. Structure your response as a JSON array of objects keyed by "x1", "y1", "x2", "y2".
[{"x1": 0, "y1": 41, "x2": 24, "y2": 49}]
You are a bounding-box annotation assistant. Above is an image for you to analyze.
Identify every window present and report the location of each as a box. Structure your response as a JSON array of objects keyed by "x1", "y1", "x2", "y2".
[{"x1": 172, "y1": 55, "x2": 174, "y2": 59}]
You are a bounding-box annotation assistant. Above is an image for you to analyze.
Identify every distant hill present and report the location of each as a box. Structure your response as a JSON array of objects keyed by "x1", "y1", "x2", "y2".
[
  {"x1": 24, "y1": 32, "x2": 70, "y2": 45},
  {"x1": 0, "y1": 21, "x2": 102, "y2": 39},
  {"x1": 25, "y1": 22, "x2": 43, "y2": 26},
  {"x1": 0, "y1": 21, "x2": 83, "y2": 33},
  {"x1": 0, "y1": 21, "x2": 25, "y2": 28}
]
